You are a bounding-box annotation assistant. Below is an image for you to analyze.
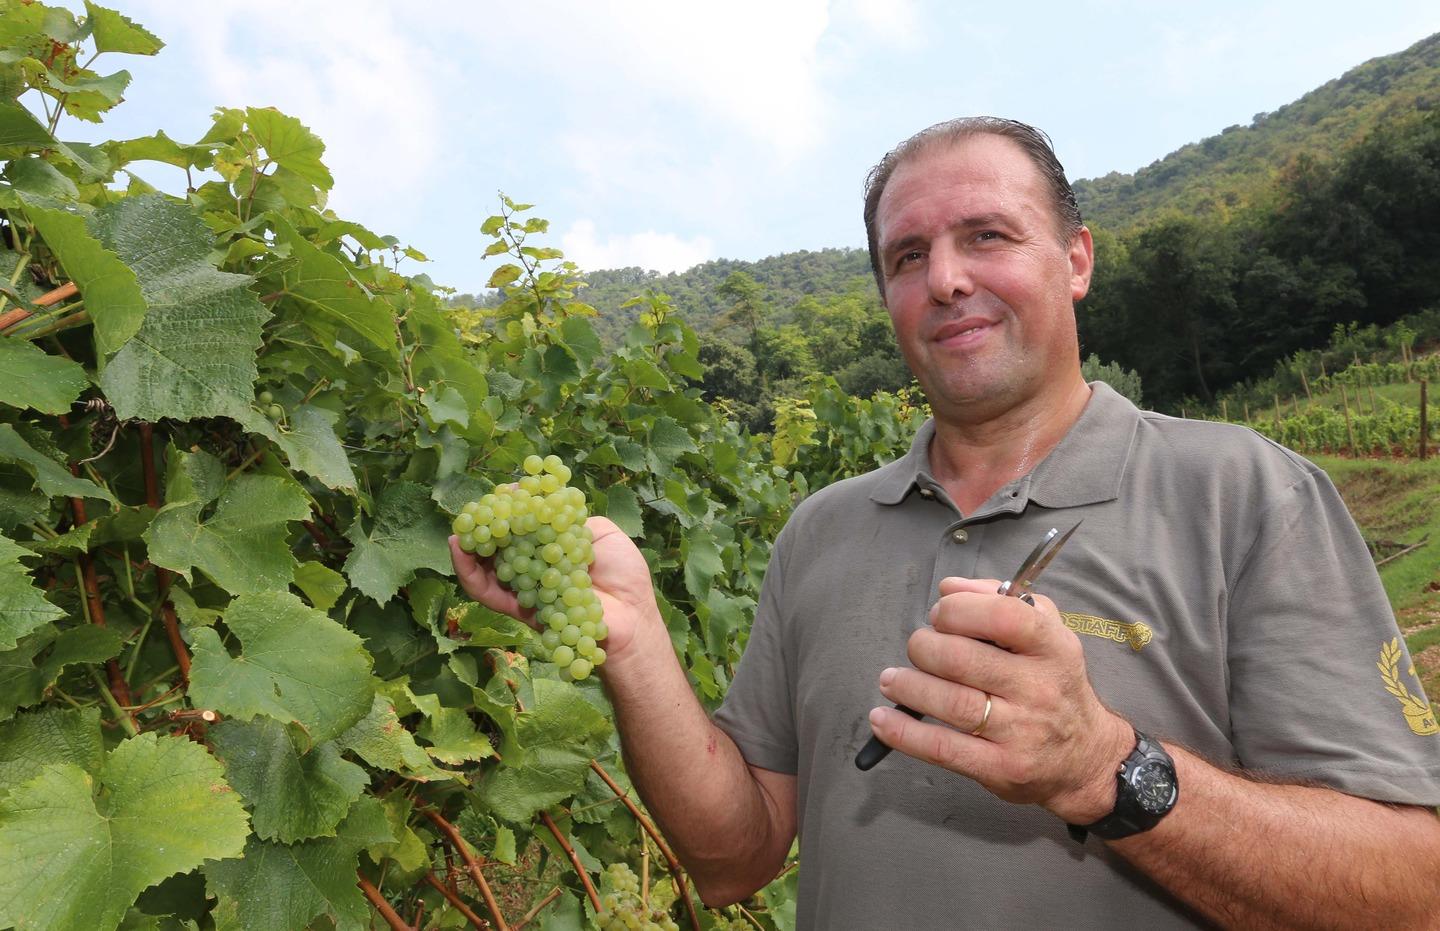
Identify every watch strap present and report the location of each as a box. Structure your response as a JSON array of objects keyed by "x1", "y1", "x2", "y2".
[{"x1": 1067, "y1": 729, "x2": 1177, "y2": 843}]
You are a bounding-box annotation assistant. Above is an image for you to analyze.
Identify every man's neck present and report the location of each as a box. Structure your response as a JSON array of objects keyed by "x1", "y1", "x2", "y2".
[{"x1": 928, "y1": 378, "x2": 1092, "y2": 515}]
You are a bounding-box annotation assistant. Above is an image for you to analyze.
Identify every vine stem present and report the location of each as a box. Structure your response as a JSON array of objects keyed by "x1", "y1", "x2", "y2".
[
  {"x1": 512, "y1": 887, "x2": 563, "y2": 930},
  {"x1": 356, "y1": 874, "x2": 411, "y2": 931},
  {"x1": 589, "y1": 759, "x2": 702, "y2": 931},
  {"x1": 67, "y1": 487, "x2": 134, "y2": 710},
  {"x1": 423, "y1": 809, "x2": 510, "y2": 930},
  {"x1": 88, "y1": 667, "x2": 138, "y2": 737},
  {"x1": 422, "y1": 873, "x2": 487, "y2": 929},
  {"x1": 139, "y1": 424, "x2": 191, "y2": 683},
  {"x1": 538, "y1": 810, "x2": 601, "y2": 913},
  {"x1": 0, "y1": 280, "x2": 75, "y2": 331}
]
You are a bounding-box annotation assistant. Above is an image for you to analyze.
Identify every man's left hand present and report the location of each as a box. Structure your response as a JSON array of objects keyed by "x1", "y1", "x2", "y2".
[{"x1": 869, "y1": 576, "x2": 1134, "y2": 824}]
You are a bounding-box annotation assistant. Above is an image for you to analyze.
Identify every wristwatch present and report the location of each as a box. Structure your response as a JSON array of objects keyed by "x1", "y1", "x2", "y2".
[{"x1": 1067, "y1": 729, "x2": 1178, "y2": 843}]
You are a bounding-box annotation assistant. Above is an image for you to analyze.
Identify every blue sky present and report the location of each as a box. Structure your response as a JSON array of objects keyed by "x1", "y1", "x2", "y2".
[{"x1": 49, "y1": 1, "x2": 1440, "y2": 295}]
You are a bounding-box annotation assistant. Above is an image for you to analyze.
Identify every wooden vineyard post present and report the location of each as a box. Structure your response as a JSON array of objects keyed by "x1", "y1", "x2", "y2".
[
  {"x1": 1292, "y1": 395, "x2": 1301, "y2": 417},
  {"x1": 1340, "y1": 384, "x2": 1355, "y2": 454},
  {"x1": 1273, "y1": 395, "x2": 1282, "y2": 432},
  {"x1": 1369, "y1": 382, "x2": 1378, "y2": 414},
  {"x1": 1300, "y1": 367, "x2": 1313, "y2": 404},
  {"x1": 1221, "y1": 399, "x2": 1229, "y2": 422},
  {"x1": 1421, "y1": 379, "x2": 1429, "y2": 461},
  {"x1": 1243, "y1": 401, "x2": 1252, "y2": 425}
]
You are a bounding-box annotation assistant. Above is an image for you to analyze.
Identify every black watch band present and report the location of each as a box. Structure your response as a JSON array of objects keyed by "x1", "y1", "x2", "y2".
[{"x1": 1067, "y1": 729, "x2": 1178, "y2": 843}]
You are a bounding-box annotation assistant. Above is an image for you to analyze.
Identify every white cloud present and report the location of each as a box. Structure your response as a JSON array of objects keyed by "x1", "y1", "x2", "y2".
[
  {"x1": 458, "y1": 1, "x2": 833, "y2": 160},
  {"x1": 561, "y1": 219, "x2": 713, "y2": 274},
  {"x1": 129, "y1": 1, "x2": 455, "y2": 224},
  {"x1": 844, "y1": 0, "x2": 922, "y2": 48}
]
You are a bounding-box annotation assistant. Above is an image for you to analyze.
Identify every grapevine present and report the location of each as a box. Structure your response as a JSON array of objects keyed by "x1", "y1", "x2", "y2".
[{"x1": 0, "y1": 4, "x2": 877, "y2": 929}]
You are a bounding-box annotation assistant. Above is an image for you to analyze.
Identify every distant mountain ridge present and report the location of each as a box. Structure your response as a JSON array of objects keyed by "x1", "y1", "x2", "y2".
[{"x1": 1073, "y1": 32, "x2": 1440, "y2": 229}]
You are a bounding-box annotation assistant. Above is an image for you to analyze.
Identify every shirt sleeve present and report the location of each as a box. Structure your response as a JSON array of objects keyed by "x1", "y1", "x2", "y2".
[
  {"x1": 1226, "y1": 465, "x2": 1440, "y2": 805},
  {"x1": 712, "y1": 523, "x2": 799, "y2": 774}
]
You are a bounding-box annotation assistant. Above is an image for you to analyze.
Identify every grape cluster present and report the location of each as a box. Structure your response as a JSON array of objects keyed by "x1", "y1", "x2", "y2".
[
  {"x1": 598, "y1": 864, "x2": 680, "y2": 931},
  {"x1": 453, "y1": 454, "x2": 607, "y2": 681},
  {"x1": 255, "y1": 389, "x2": 284, "y2": 422}
]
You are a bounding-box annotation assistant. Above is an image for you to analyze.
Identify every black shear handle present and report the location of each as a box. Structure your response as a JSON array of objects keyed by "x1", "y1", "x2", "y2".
[{"x1": 853, "y1": 704, "x2": 924, "y2": 770}]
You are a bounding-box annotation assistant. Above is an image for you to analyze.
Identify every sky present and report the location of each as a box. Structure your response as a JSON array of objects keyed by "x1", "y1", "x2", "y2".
[{"x1": 45, "y1": 1, "x2": 1440, "y2": 295}]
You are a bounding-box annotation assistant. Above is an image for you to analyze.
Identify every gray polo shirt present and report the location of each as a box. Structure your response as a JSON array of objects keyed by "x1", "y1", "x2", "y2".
[{"x1": 714, "y1": 382, "x2": 1440, "y2": 929}]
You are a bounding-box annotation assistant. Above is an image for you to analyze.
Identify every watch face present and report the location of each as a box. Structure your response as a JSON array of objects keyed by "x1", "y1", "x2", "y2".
[{"x1": 1132, "y1": 760, "x2": 1177, "y2": 814}]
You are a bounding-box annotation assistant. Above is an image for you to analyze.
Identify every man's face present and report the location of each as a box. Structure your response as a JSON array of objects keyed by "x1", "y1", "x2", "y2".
[{"x1": 875, "y1": 134, "x2": 1093, "y2": 420}]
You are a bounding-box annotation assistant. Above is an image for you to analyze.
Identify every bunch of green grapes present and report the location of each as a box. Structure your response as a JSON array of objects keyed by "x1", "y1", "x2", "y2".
[
  {"x1": 597, "y1": 864, "x2": 680, "y2": 931},
  {"x1": 452, "y1": 454, "x2": 607, "y2": 681}
]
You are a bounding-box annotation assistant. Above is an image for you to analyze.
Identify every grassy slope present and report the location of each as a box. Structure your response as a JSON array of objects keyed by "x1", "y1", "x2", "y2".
[{"x1": 1314, "y1": 454, "x2": 1440, "y2": 700}]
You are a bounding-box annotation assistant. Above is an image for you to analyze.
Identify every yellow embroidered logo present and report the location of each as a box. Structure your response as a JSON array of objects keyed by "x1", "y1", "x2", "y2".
[
  {"x1": 1378, "y1": 638, "x2": 1438, "y2": 736},
  {"x1": 1061, "y1": 612, "x2": 1153, "y2": 652}
]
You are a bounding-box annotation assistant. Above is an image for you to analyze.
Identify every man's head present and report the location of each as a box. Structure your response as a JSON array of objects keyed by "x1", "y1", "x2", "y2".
[
  {"x1": 868, "y1": 120, "x2": 1094, "y2": 421},
  {"x1": 863, "y1": 117, "x2": 1083, "y2": 294}
]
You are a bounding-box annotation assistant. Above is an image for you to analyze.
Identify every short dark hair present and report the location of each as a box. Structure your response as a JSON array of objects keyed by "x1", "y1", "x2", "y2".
[{"x1": 862, "y1": 117, "x2": 1083, "y2": 291}]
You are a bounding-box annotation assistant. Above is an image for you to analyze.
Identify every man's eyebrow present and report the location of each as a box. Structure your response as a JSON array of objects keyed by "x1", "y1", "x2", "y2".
[{"x1": 880, "y1": 213, "x2": 1016, "y2": 257}]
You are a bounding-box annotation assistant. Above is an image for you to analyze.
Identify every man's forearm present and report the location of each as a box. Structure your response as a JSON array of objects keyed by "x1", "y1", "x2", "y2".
[
  {"x1": 1108, "y1": 744, "x2": 1440, "y2": 928},
  {"x1": 601, "y1": 617, "x2": 794, "y2": 905}
]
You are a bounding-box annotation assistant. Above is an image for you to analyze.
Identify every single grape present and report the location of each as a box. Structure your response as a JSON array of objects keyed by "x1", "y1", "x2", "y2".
[
  {"x1": 452, "y1": 512, "x2": 475, "y2": 535},
  {"x1": 543, "y1": 454, "x2": 564, "y2": 474},
  {"x1": 576, "y1": 635, "x2": 597, "y2": 656},
  {"x1": 561, "y1": 624, "x2": 581, "y2": 646},
  {"x1": 552, "y1": 644, "x2": 575, "y2": 667},
  {"x1": 590, "y1": 646, "x2": 607, "y2": 665},
  {"x1": 541, "y1": 629, "x2": 561, "y2": 650},
  {"x1": 257, "y1": 390, "x2": 274, "y2": 405},
  {"x1": 517, "y1": 589, "x2": 537, "y2": 608},
  {"x1": 568, "y1": 658, "x2": 592, "y2": 680},
  {"x1": 266, "y1": 404, "x2": 284, "y2": 420},
  {"x1": 523, "y1": 454, "x2": 545, "y2": 475}
]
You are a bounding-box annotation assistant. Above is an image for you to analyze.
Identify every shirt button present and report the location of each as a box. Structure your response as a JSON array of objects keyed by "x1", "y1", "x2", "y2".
[{"x1": 951, "y1": 529, "x2": 969, "y2": 544}]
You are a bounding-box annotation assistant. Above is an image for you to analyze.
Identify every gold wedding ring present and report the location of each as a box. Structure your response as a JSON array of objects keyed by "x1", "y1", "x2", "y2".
[{"x1": 970, "y1": 693, "x2": 993, "y2": 737}]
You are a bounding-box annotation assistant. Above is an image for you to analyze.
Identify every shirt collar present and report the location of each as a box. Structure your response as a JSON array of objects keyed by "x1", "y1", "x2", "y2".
[{"x1": 868, "y1": 382, "x2": 1139, "y2": 509}]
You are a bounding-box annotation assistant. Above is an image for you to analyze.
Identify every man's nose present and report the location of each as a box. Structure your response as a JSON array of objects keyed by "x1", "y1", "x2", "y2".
[{"x1": 926, "y1": 242, "x2": 974, "y2": 305}]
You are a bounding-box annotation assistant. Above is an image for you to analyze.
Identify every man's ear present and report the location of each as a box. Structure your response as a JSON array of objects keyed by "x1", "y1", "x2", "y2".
[{"x1": 1069, "y1": 227, "x2": 1095, "y2": 301}]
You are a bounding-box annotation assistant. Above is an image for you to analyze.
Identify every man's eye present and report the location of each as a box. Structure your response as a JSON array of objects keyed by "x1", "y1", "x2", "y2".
[
  {"x1": 898, "y1": 250, "x2": 924, "y2": 266},
  {"x1": 975, "y1": 230, "x2": 1001, "y2": 242}
]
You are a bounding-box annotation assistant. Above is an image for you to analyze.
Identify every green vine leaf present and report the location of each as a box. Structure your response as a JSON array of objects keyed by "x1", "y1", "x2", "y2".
[
  {"x1": 0, "y1": 733, "x2": 249, "y2": 931},
  {"x1": 204, "y1": 795, "x2": 391, "y2": 931},
  {"x1": 92, "y1": 194, "x2": 270, "y2": 422},
  {"x1": 209, "y1": 718, "x2": 367, "y2": 844},
  {"x1": 143, "y1": 449, "x2": 311, "y2": 595},
  {"x1": 83, "y1": 2, "x2": 164, "y2": 56},
  {"x1": 0, "y1": 532, "x2": 64, "y2": 652},
  {"x1": 477, "y1": 677, "x2": 611, "y2": 823},
  {"x1": 188, "y1": 590, "x2": 375, "y2": 744},
  {"x1": 0, "y1": 423, "x2": 115, "y2": 504},
  {"x1": 336, "y1": 694, "x2": 452, "y2": 782},
  {"x1": 0, "y1": 706, "x2": 102, "y2": 796},
  {"x1": 19, "y1": 198, "x2": 148, "y2": 356},
  {"x1": 343, "y1": 481, "x2": 451, "y2": 605},
  {"x1": 273, "y1": 217, "x2": 398, "y2": 356}
]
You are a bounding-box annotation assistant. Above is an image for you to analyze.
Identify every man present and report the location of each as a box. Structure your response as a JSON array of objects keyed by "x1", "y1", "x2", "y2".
[{"x1": 454, "y1": 118, "x2": 1440, "y2": 928}]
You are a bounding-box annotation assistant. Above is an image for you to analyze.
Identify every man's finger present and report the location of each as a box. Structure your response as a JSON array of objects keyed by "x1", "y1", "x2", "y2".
[
  {"x1": 867, "y1": 705, "x2": 1004, "y2": 779},
  {"x1": 937, "y1": 576, "x2": 1001, "y2": 597},
  {"x1": 929, "y1": 590, "x2": 1057, "y2": 654},
  {"x1": 877, "y1": 665, "x2": 996, "y2": 736},
  {"x1": 448, "y1": 536, "x2": 535, "y2": 625}
]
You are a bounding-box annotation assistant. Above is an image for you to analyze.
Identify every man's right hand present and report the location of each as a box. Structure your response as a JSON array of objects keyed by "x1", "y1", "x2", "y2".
[{"x1": 449, "y1": 515, "x2": 661, "y2": 664}]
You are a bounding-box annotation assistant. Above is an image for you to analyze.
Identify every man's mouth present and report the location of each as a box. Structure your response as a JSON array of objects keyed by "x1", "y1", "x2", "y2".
[{"x1": 933, "y1": 317, "x2": 997, "y2": 344}]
